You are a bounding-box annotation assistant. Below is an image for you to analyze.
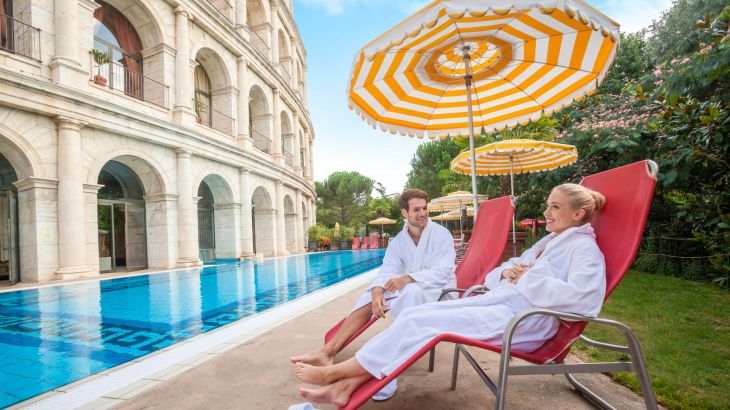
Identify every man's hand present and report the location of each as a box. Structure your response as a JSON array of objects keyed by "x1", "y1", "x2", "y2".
[
  {"x1": 371, "y1": 287, "x2": 387, "y2": 318},
  {"x1": 501, "y1": 263, "x2": 531, "y2": 283},
  {"x1": 383, "y1": 275, "x2": 414, "y2": 293}
]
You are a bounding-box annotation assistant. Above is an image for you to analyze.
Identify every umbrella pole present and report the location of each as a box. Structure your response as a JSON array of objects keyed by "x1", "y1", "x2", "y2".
[
  {"x1": 462, "y1": 51, "x2": 479, "y2": 217},
  {"x1": 510, "y1": 155, "x2": 517, "y2": 256}
]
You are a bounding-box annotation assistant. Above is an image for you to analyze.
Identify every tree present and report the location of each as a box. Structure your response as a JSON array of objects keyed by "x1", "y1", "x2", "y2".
[
  {"x1": 315, "y1": 171, "x2": 376, "y2": 228},
  {"x1": 405, "y1": 138, "x2": 464, "y2": 198}
]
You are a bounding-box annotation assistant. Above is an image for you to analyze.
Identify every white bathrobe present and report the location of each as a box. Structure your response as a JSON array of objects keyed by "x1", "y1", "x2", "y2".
[
  {"x1": 355, "y1": 223, "x2": 606, "y2": 378},
  {"x1": 351, "y1": 220, "x2": 456, "y2": 320}
]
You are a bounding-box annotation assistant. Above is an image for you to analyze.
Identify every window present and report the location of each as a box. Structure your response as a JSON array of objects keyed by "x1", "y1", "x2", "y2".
[
  {"x1": 93, "y1": 0, "x2": 143, "y2": 98},
  {"x1": 194, "y1": 63, "x2": 213, "y2": 126},
  {"x1": 0, "y1": 0, "x2": 12, "y2": 51}
]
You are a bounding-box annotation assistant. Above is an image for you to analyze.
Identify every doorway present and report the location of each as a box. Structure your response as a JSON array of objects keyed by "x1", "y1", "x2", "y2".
[{"x1": 0, "y1": 153, "x2": 19, "y2": 284}]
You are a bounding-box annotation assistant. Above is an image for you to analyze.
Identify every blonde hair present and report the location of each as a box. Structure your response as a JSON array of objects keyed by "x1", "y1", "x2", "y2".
[{"x1": 552, "y1": 183, "x2": 606, "y2": 224}]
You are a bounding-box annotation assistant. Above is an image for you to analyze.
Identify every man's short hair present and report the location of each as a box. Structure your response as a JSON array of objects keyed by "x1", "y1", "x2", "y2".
[{"x1": 399, "y1": 189, "x2": 428, "y2": 211}]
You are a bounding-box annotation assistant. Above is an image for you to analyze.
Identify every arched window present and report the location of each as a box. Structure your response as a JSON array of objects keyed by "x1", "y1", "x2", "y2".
[
  {"x1": 93, "y1": 0, "x2": 143, "y2": 98},
  {"x1": 194, "y1": 63, "x2": 212, "y2": 126}
]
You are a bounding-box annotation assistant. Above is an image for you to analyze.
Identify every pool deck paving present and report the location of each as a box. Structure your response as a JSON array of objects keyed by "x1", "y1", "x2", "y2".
[{"x1": 113, "y1": 281, "x2": 654, "y2": 410}]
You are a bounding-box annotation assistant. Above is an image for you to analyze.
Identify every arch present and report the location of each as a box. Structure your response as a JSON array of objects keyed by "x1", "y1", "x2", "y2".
[
  {"x1": 249, "y1": 85, "x2": 272, "y2": 153},
  {"x1": 246, "y1": 0, "x2": 269, "y2": 27},
  {"x1": 96, "y1": 0, "x2": 166, "y2": 49},
  {"x1": 193, "y1": 46, "x2": 232, "y2": 90},
  {"x1": 0, "y1": 127, "x2": 41, "y2": 179},
  {"x1": 87, "y1": 149, "x2": 168, "y2": 196},
  {"x1": 280, "y1": 111, "x2": 293, "y2": 165},
  {"x1": 251, "y1": 185, "x2": 275, "y2": 257},
  {"x1": 277, "y1": 29, "x2": 290, "y2": 61},
  {"x1": 193, "y1": 172, "x2": 236, "y2": 203},
  {"x1": 284, "y1": 194, "x2": 295, "y2": 253},
  {"x1": 96, "y1": 160, "x2": 149, "y2": 272}
]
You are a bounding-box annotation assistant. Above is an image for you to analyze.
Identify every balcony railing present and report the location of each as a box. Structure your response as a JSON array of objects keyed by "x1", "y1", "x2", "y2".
[
  {"x1": 251, "y1": 127, "x2": 272, "y2": 154},
  {"x1": 91, "y1": 54, "x2": 170, "y2": 109},
  {"x1": 0, "y1": 14, "x2": 41, "y2": 61},
  {"x1": 250, "y1": 29, "x2": 270, "y2": 58},
  {"x1": 194, "y1": 99, "x2": 235, "y2": 136},
  {"x1": 276, "y1": 62, "x2": 291, "y2": 85},
  {"x1": 284, "y1": 149, "x2": 294, "y2": 167},
  {"x1": 206, "y1": 0, "x2": 233, "y2": 23}
]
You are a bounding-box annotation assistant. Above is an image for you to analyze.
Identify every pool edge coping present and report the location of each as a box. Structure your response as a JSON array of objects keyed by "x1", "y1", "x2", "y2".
[{"x1": 12, "y1": 268, "x2": 378, "y2": 410}]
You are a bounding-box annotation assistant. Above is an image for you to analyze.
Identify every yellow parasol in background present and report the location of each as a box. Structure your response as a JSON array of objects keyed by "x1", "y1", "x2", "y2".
[
  {"x1": 368, "y1": 216, "x2": 397, "y2": 239},
  {"x1": 347, "y1": 0, "x2": 620, "y2": 214},
  {"x1": 450, "y1": 138, "x2": 578, "y2": 254}
]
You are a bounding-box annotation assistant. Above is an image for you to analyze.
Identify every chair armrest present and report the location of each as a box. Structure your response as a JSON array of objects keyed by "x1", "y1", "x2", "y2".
[
  {"x1": 499, "y1": 308, "x2": 639, "y2": 360},
  {"x1": 438, "y1": 285, "x2": 487, "y2": 301}
]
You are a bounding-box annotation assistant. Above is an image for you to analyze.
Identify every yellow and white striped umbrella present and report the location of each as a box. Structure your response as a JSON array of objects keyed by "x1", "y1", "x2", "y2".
[
  {"x1": 347, "y1": 0, "x2": 620, "y2": 138},
  {"x1": 450, "y1": 139, "x2": 578, "y2": 175}
]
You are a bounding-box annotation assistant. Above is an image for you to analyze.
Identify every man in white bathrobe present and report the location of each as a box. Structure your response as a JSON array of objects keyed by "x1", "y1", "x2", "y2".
[{"x1": 291, "y1": 188, "x2": 455, "y2": 398}]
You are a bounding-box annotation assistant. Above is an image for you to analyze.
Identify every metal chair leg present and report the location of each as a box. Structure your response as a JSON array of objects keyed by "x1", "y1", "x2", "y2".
[
  {"x1": 450, "y1": 344, "x2": 460, "y2": 390},
  {"x1": 428, "y1": 347, "x2": 436, "y2": 372}
]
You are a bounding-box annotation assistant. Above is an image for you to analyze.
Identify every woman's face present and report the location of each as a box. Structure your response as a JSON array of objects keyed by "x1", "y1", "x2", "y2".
[{"x1": 543, "y1": 189, "x2": 584, "y2": 234}]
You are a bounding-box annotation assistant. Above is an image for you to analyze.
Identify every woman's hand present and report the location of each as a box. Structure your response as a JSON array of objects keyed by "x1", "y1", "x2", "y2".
[{"x1": 501, "y1": 263, "x2": 532, "y2": 283}]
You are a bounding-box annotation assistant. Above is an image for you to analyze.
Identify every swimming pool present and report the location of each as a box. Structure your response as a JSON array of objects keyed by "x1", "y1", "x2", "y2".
[{"x1": 0, "y1": 250, "x2": 385, "y2": 407}]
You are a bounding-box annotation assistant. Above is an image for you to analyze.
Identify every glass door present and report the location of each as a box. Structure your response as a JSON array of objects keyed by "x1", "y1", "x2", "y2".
[{"x1": 98, "y1": 201, "x2": 129, "y2": 272}]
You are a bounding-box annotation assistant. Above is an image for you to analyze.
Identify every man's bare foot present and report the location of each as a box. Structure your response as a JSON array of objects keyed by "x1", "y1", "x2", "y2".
[
  {"x1": 294, "y1": 362, "x2": 335, "y2": 385},
  {"x1": 299, "y1": 381, "x2": 351, "y2": 407},
  {"x1": 290, "y1": 349, "x2": 334, "y2": 366}
]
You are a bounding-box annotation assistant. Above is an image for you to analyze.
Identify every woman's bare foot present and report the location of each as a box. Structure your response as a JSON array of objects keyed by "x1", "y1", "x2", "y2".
[
  {"x1": 294, "y1": 362, "x2": 335, "y2": 385},
  {"x1": 299, "y1": 380, "x2": 351, "y2": 407},
  {"x1": 290, "y1": 349, "x2": 334, "y2": 366}
]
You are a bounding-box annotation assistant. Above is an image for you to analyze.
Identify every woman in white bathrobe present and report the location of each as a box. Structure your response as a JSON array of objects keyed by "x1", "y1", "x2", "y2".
[{"x1": 294, "y1": 183, "x2": 607, "y2": 406}]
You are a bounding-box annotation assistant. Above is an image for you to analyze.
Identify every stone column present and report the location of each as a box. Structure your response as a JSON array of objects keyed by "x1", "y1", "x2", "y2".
[
  {"x1": 270, "y1": 3, "x2": 279, "y2": 64},
  {"x1": 275, "y1": 180, "x2": 288, "y2": 255},
  {"x1": 311, "y1": 199, "x2": 316, "y2": 225},
  {"x1": 14, "y1": 177, "x2": 60, "y2": 282},
  {"x1": 176, "y1": 149, "x2": 201, "y2": 267},
  {"x1": 307, "y1": 139, "x2": 314, "y2": 183},
  {"x1": 55, "y1": 117, "x2": 90, "y2": 279},
  {"x1": 173, "y1": 7, "x2": 196, "y2": 126},
  {"x1": 239, "y1": 168, "x2": 254, "y2": 258},
  {"x1": 272, "y1": 89, "x2": 283, "y2": 165},
  {"x1": 234, "y1": 0, "x2": 247, "y2": 34},
  {"x1": 237, "y1": 57, "x2": 253, "y2": 150},
  {"x1": 294, "y1": 189, "x2": 305, "y2": 253},
  {"x1": 293, "y1": 112, "x2": 303, "y2": 175},
  {"x1": 50, "y1": 0, "x2": 83, "y2": 85},
  {"x1": 144, "y1": 193, "x2": 178, "y2": 269}
]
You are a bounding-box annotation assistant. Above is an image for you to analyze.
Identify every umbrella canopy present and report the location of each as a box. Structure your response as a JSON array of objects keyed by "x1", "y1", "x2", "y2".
[
  {"x1": 368, "y1": 217, "x2": 397, "y2": 225},
  {"x1": 450, "y1": 138, "x2": 577, "y2": 255},
  {"x1": 347, "y1": 0, "x2": 619, "y2": 212},
  {"x1": 427, "y1": 202, "x2": 457, "y2": 213},
  {"x1": 431, "y1": 213, "x2": 461, "y2": 221},
  {"x1": 432, "y1": 191, "x2": 488, "y2": 206},
  {"x1": 450, "y1": 139, "x2": 578, "y2": 175}
]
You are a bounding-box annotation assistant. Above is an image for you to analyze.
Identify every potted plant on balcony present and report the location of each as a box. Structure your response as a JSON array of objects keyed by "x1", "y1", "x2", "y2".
[
  {"x1": 194, "y1": 99, "x2": 205, "y2": 123},
  {"x1": 92, "y1": 49, "x2": 112, "y2": 86}
]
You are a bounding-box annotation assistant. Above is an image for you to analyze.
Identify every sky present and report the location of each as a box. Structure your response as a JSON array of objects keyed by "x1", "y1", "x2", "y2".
[{"x1": 293, "y1": 0, "x2": 673, "y2": 195}]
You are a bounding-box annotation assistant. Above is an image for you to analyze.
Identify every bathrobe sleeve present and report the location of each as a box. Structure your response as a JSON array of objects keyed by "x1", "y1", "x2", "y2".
[
  {"x1": 484, "y1": 235, "x2": 553, "y2": 290},
  {"x1": 368, "y1": 236, "x2": 406, "y2": 290},
  {"x1": 407, "y1": 227, "x2": 455, "y2": 288},
  {"x1": 515, "y1": 240, "x2": 606, "y2": 317}
]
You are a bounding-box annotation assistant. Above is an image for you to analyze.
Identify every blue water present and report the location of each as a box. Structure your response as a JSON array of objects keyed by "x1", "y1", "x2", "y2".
[{"x1": 0, "y1": 250, "x2": 385, "y2": 407}]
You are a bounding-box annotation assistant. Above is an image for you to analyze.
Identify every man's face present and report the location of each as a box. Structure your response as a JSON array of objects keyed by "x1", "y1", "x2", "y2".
[{"x1": 401, "y1": 198, "x2": 428, "y2": 229}]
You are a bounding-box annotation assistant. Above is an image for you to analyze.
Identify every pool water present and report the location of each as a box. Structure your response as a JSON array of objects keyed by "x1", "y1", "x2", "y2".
[{"x1": 0, "y1": 250, "x2": 385, "y2": 407}]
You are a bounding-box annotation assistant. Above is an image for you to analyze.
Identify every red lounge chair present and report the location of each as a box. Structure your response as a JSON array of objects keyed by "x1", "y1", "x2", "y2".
[
  {"x1": 360, "y1": 235, "x2": 370, "y2": 250},
  {"x1": 323, "y1": 196, "x2": 515, "y2": 353},
  {"x1": 351, "y1": 236, "x2": 361, "y2": 250},
  {"x1": 338, "y1": 160, "x2": 659, "y2": 410},
  {"x1": 369, "y1": 235, "x2": 379, "y2": 249}
]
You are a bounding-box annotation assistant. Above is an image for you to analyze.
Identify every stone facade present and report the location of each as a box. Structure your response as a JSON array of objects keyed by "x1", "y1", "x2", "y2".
[{"x1": 0, "y1": 0, "x2": 316, "y2": 283}]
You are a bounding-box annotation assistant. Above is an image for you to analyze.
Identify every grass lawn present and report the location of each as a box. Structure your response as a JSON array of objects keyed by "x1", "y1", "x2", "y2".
[{"x1": 575, "y1": 270, "x2": 730, "y2": 410}]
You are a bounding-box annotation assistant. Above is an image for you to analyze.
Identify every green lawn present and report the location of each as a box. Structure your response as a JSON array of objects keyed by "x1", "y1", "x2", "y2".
[{"x1": 575, "y1": 271, "x2": 730, "y2": 410}]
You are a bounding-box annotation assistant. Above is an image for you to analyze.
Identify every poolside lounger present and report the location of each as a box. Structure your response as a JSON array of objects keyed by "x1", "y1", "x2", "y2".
[
  {"x1": 323, "y1": 195, "x2": 515, "y2": 352},
  {"x1": 360, "y1": 235, "x2": 370, "y2": 250},
  {"x1": 351, "y1": 236, "x2": 361, "y2": 250},
  {"x1": 369, "y1": 235, "x2": 379, "y2": 249},
  {"x1": 338, "y1": 160, "x2": 659, "y2": 410}
]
